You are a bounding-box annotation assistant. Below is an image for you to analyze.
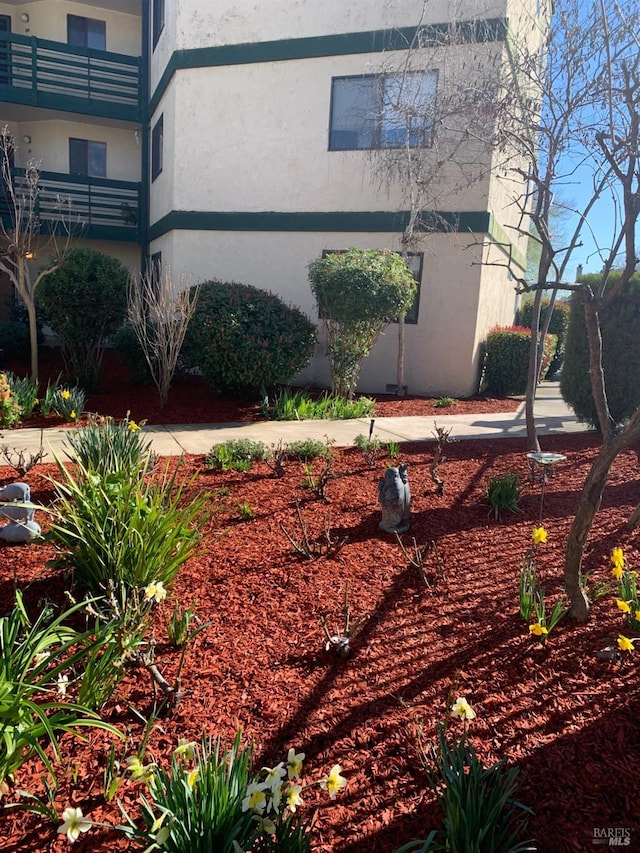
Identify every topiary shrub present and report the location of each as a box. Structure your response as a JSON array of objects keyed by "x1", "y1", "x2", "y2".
[
  {"x1": 0, "y1": 320, "x2": 29, "y2": 362},
  {"x1": 516, "y1": 299, "x2": 570, "y2": 377},
  {"x1": 37, "y1": 248, "x2": 129, "y2": 390},
  {"x1": 183, "y1": 280, "x2": 317, "y2": 398},
  {"x1": 560, "y1": 273, "x2": 640, "y2": 428},
  {"x1": 483, "y1": 326, "x2": 556, "y2": 396}
]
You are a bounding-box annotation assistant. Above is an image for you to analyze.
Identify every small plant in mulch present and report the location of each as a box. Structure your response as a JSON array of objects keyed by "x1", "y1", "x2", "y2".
[
  {"x1": 519, "y1": 526, "x2": 566, "y2": 645},
  {"x1": 205, "y1": 439, "x2": 269, "y2": 472},
  {"x1": 486, "y1": 470, "x2": 521, "y2": 520},
  {"x1": 320, "y1": 583, "x2": 368, "y2": 658},
  {"x1": 433, "y1": 396, "x2": 457, "y2": 408},
  {"x1": 0, "y1": 440, "x2": 47, "y2": 476},
  {"x1": 430, "y1": 421, "x2": 453, "y2": 495},
  {"x1": 281, "y1": 500, "x2": 348, "y2": 559},
  {"x1": 395, "y1": 532, "x2": 446, "y2": 587}
]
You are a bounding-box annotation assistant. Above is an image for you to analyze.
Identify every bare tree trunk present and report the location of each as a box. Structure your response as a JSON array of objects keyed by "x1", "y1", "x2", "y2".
[
  {"x1": 524, "y1": 289, "x2": 543, "y2": 452},
  {"x1": 583, "y1": 294, "x2": 614, "y2": 439},
  {"x1": 565, "y1": 409, "x2": 640, "y2": 620},
  {"x1": 396, "y1": 315, "x2": 405, "y2": 397}
]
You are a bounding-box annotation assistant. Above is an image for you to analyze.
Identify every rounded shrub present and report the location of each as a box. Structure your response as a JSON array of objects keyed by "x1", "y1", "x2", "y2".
[
  {"x1": 560, "y1": 273, "x2": 640, "y2": 428},
  {"x1": 112, "y1": 324, "x2": 153, "y2": 386},
  {"x1": 37, "y1": 248, "x2": 129, "y2": 390},
  {"x1": 483, "y1": 326, "x2": 556, "y2": 395},
  {"x1": 183, "y1": 280, "x2": 317, "y2": 397},
  {"x1": 0, "y1": 320, "x2": 29, "y2": 362},
  {"x1": 516, "y1": 299, "x2": 570, "y2": 377}
]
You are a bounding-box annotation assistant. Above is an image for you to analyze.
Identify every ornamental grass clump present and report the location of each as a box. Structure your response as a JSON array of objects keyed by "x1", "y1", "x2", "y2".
[
  {"x1": 64, "y1": 412, "x2": 153, "y2": 478},
  {"x1": 205, "y1": 439, "x2": 269, "y2": 471},
  {"x1": 46, "y1": 458, "x2": 207, "y2": 594},
  {"x1": 487, "y1": 471, "x2": 521, "y2": 520},
  {"x1": 52, "y1": 386, "x2": 86, "y2": 422},
  {"x1": 267, "y1": 388, "x2": 375, "y2": 420},
  {"x1": 0, "y1": 590, "x2": 122, "y2": 790}
]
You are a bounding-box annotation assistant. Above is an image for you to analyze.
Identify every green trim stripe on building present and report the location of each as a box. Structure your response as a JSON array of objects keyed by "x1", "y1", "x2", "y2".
[{"x1": 150, "y1": 17, "x2": 508, "y2": 113}]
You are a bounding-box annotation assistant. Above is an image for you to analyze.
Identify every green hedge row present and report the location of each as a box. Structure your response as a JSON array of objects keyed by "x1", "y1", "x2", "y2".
[{"x1": 483, "y1": 326, "x2": 556, "y2": 396}]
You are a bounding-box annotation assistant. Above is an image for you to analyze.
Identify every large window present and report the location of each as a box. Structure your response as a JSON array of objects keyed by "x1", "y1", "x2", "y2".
[
  {"x1": 152, "y1": 0, "x2": 165, "y2": 49},
  {"x1": 329, "y1": 71, "x2": 437, "y2": 151},
  {"x1": 151, "y1": 115, "x2": 164, "y2": 181},
  {"x1": 67, "y1": 14, "x2": 106, "y2": 50},
  {"x1": 69, "y1": 138, "x2": 106, "y2": 178}
]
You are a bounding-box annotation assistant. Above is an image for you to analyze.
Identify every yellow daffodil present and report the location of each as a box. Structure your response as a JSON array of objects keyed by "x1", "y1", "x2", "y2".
[
  {"x1": 532, "y1": 526, "x2": 548, "y2": 545},
  {"x1": 174, "y1": 738, "x2": 197, "y2": 760},
  {"x1": 611, "y1": 564, "x2": 624, "y2": 581},
  {"x1": 617, "y1": 635, "x2": 635, "y2": 652},
  {"x1": 285, "y1": 783, "x2": 303, "y2": 812},
  {"x1": 125, "y1": 755, "x2": 155, "y2": 785},
  {"x1": 635, "y1": 610, "x2": 640, "y2": 623},
  {"x1": 144, "y1": 580, "x2": 167, "y2": 603},
  {"x1": 128, "y1": 419, "x2": 141, "y2": 432},
  {"x1": 69, "y1": 410, "x2": 77, "y2": 420},
  {"x1": 187, "y1": 768, "x2": 199, "y2": 789},
  {"x1": 529, "y1": 622, "x2": 549, "y2": 636},
  {"x1": 61, "y1": 389, "x2": 71, "y2": 400},
  {"x1": 450, "y1": 697, "x2": 476, "y2": 720},
  {"x1": 616, "y1": 599, "x2": 631, "y2": 614},
  {"x1": 57, "y1": 807, "x2": 91, "y2": 843},
  {"x1": 242, "y1": 782, "x2": 268, "y2": 814},
  {"x1": 611, "y1": 547, "x2": 625, "y2": 570},
  {"x1": 286, "y1": 748, "x2": 305, "y2": 780},
  {"x1": 320, "y1": 764, "x2": 347, "y2": 799}
]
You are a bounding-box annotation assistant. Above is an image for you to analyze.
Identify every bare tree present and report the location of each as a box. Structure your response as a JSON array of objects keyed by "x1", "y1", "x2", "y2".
[
  {"x1": 0, "y1": 126, "x2": 72, "y2": 380},
  {"x1": 127, "y1": 268, "x2": 200, "y2": 408},
  {"x1": 493, "y1": 0, "x2": 640, "y2": 618},
  {"x1": 370, "y1": 2, "x2": 515, "y2": 395}
]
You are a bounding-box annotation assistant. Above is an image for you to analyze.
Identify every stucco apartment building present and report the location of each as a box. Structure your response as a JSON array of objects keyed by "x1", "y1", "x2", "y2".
[{"x1": 0, "y1": 0, "x2": 548, "y2": 397}]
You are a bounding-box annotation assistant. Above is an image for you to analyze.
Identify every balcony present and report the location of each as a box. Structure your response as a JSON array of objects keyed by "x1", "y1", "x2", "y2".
[
  {"x1": 2, "y1": 169, "x2": 141, "y2": 243},
  {"x1": 0, "y1": 32, "x2": 141, "y2": 122}
]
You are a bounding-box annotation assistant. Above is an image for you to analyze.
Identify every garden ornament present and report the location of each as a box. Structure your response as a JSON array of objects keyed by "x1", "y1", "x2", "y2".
[
  {"x1": 0, "y1": 482, "x2": 41, "y2": 543},
  {"x1": 378, "y1": 464, "x2": 411, "y2": 533}
]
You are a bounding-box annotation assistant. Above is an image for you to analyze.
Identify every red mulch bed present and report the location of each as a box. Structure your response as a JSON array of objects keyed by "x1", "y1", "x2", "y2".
[
  {"x1": 3, "y1": 347, "x2": 521, "y2": 429},
  {"x1": 1, "y1": 354, "x2": 639, "y2": 852}
]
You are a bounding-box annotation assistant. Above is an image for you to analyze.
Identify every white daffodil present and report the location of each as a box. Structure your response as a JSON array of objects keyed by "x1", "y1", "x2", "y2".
[
  {"x1": 144, "y1": 580, "x2": 167, "y2": 603},
  {"x1": 57, "y1": 674, "x2": 69, "y2": 696},
  {"x1": 450, "y1": 697, "x2": 477, "y2": 721},
  {"x1": 320, "y1": 764, "x2": 347, "y2": 799},
  {"x1": 57, "y1": 807, "x2": 91, "y2": 843},
  {"x1": 242, "y1": 782, "x2": 268, "y2": 814},
  {"x1": 285, "y1": 783, "x2": 303, "y2": 813},
  {"x1": 286, "y1": 747, "x2": 305, "y2": 779}
]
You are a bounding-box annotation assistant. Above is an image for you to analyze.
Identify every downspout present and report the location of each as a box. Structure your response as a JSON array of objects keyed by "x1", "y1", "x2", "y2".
[{"x1": 139, "y1": 0, "x2": 150, "y2": 273}]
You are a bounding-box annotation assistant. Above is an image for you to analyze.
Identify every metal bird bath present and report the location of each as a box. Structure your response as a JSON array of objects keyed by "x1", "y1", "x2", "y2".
[{"x1": 526, "y1": 452, "x2": 567, "y2": 522}]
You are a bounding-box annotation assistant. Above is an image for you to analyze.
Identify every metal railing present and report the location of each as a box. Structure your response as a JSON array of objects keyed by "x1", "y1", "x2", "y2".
[{"x1": 0, "y1": 32, "x2": 141, "y2": 121}]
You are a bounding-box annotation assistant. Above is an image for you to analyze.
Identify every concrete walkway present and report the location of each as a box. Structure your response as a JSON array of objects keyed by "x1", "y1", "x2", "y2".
[{"x1": 1, "y1": 381, "x2": 590, "y2": 459}]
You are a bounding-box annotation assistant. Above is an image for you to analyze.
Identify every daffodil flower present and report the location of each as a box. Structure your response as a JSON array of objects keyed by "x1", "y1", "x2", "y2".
[
  {"x1": 57, "y1": 673, "x2": 69, "y2": 696},
  {"x1": 57, "y1": 806, "x2": 91, "y2": 843},
  {"x1": 174, "y1": 738, "x2": 197, "y2": 760},
  {"x1": 635, "y1": 610, "x2": 640, "y2": 623},
  {"x1": 617, "y1": 635, "x2": 635, "y2": 652},
  {"x1": 128, "y1": 419, "x2": 141, "y2": 432},
  {"x1": 320, "y1": 764, "x2": 347, "y2": 799},
  {"x1": 61, "y1": 389, "x2": 71, "y2": 400},
  {"x1": 611, "y1": 547, "x2": 625, "y2": 570},
  {"x1": 255, "y1": 815, "x2": 276, "y2": 835},
  {"x1": 285, "y1": 783, "x2": 303, "y2": 812},
  {"x1": 262, "y1": 761, "x2": 286, "y2": 788},
  {"x1": 125, "y1": 755, "x2": 156, "y2": 785},
  {"x1": 450, "y1": 696, "x2": 476, "y2": 720},
  {"x1": 242, "y1": 782, "x2": 268, "y2": 814},
  {"x1": 616, "y1": 598, "x2": 631, "y2": 614},
  {"x1": 529, "y1": 622, "x2": 549, "y2": 636},
  {"x1": 286, "y1": 747, "x2": 305, "y2": 779},
  {"x1": 144, "y1": 580, "x2": 167, "y2": 603},
  {"x1": 268, "y1": 781, "x2": 283, "y2": 812},
  {"x1": 187, "y1": 768, "x2": 199, "y2": 789},
  {"x1": 611, "y1": 564, "x2": 624, "y2": 581},
  {"x1": 532, "y1": 526, "x2": 547, "y2": 545}
]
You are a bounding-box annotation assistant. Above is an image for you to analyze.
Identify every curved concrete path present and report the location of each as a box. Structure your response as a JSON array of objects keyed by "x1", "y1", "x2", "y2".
[{"x1": 1, "y1": 381, "x2": 591, "y2": 459}]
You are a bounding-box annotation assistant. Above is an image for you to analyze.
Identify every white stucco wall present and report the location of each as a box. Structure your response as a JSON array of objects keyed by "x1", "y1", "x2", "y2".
[{"x1": 0, "y1": 1, "x2": 141, "y2": 56}]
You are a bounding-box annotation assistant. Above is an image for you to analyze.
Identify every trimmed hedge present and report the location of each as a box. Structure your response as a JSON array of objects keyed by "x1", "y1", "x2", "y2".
[
  {"x1": 183, "y1": 280, "x2": 317, "y2": 397},
  {"x1": 483, "y1": 326, "x2": 557, "y2": 395},
  {"x1": 560, "y1": 273, "x2": 640, "y2": 428},
  {"x1": 516, "y1": 299, "x2": 570, "y2": 377}
]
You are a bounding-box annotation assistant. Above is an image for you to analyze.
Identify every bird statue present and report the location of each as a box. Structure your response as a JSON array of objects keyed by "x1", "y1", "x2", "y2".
[{"x1": 378, "y1": 464, "x2": 411, "y2": 533}]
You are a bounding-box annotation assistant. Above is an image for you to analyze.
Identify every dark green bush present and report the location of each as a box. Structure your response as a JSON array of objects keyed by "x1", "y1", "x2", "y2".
[
  {"x1": 560, "y1": 273, "x2": 640, "y2": 428},
  {"x1": 37, "y1": 248, "x2": 129, "y2": 390},
  {"x1": 183, "y1": 281, "x2": 316, "y2": 397},
  {"x1": 516, "y1": 299, "x2": 570, "y2": 377},
  {"x1": 112, "y1": 324, "x2": 153, "y2": 385},
  {"x1": 483, "y1": 326, "x2": 557, "y2": 396},
  {"x1": 0, "y1": 320, "x2": 29, "y2": 362}
]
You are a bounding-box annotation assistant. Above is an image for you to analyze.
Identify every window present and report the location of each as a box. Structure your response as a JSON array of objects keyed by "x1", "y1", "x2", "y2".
[
  {"x1": 329, "y1": 71, "x2": 437, "y2": 151},
  {"x1": 69, "y1": 138, "x2": 106, "y2": 178},
  {"x1": 152, "y1": 0, "x2": 165, "y2": 49},
  {"x1": 151, "y1": 115, "x2": 163, "y2": 181},
  {"x1": 321, "y1": 250, "x2": 422, "y2": 324},
  {"x1": 67, "y1": 14, "x2": 106, "y2": 50}
]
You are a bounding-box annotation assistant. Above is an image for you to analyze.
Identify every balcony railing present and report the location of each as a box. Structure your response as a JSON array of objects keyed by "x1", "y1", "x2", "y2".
[
  {"x1": 1, "y1": 169, "x2": 141, "y2": 242},
  {"x1": 0, "y1": 32, "x2": 141, "y2": 122}
]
